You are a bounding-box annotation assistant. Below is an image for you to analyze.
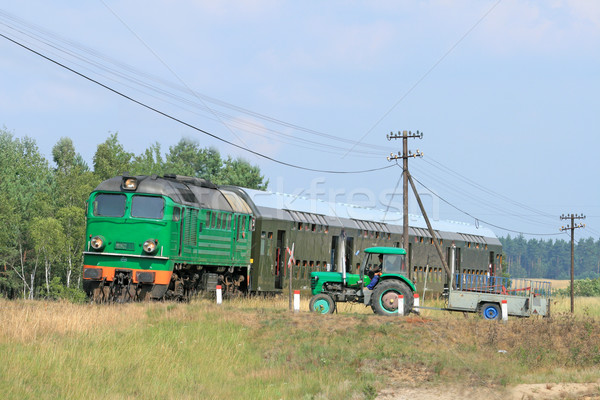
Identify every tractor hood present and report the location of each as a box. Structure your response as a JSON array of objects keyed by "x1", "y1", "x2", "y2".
[{"x1": 310, "y1": 271, "x2": 362, "y2": 294}]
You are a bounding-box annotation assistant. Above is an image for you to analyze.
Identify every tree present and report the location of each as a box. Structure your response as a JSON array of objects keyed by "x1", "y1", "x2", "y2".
[
  {"x1": 93, "y1": 132, "x2": 133, "y2": 180},
  {"x1": 52, "y1": 137, "x2": 96, "y2": 210},
  {"x1": 165, "y1": 139, "x2": 222, "y2": 180},
  {"x1": 216, "y1": 156, "x2": 268, "y2": 189},
  {"x1": 0, "y1": 130, "x2": 52, "y2": 298},
  {"x1": 30, "y1": 217, "x2": 65, "y2": 297},
  {"x1": 57, "y1": 206, "x2": 86, "y2": 288},
  {"x1": 130, "y1": 142, "x2": 165, "y2": 176}
]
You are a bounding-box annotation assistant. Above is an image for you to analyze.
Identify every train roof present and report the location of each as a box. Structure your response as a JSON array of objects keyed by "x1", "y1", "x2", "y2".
[
  {"x1": 237, "y1": 188, "x2": 501, "y2": 246},
  {"x1": 93, "y1": 175, "x2": 252, "y2": 213}
]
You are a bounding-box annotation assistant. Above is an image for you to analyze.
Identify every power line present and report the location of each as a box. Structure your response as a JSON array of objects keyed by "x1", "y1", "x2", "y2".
[
  {"x1": 0, "y1": 10, "x2": 393, "y2": 158},
  {"x1": 407, "y1": 168, "x2": 562, "y2": 236},
  {"x1": 0, "y1": 31, "x2": 394, "y2": 175}
]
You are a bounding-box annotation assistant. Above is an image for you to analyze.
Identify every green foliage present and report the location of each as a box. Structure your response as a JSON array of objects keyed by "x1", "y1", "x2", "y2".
[
  {"x1": 555, "y1": 278, "x2": 600, "y2": 297},
  {"x1": 500, "y1": 234, "x2": 600, "y2": 279},
  {"x1": 164, "y1": 138, "x2": 268, "y2": 189},
  {"x1": 41, "y1": 276, "x2": 87, "y2": 302},
  {"x1": 0, "y1": 128, "x2": 269, "y2": 300},
  {"x1": 93, "y1": 132, "x2": 133, "y2": 180}
]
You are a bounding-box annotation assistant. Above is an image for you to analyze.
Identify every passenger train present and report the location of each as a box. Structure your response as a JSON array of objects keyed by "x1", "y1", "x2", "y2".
[{"x1": 82, "y1": 174, "x2": 502, "y2": 301}]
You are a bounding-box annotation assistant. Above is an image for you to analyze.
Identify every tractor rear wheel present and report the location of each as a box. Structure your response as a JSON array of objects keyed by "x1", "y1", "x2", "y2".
[
  {"x1": 371, "y1": 280, "x2": 413, "y2": 316},
  {"x1": 309, "y1": 293, "x2": 336, "y2": 314}
]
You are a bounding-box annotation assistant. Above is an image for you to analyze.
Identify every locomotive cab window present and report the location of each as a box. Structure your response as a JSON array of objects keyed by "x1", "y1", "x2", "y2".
[
  {"x1": 131, "y1": 195, "x2": 164, "y2": 219},
  {"x1": 93, "y1": 193, "x2": 126, "y2": 217}
]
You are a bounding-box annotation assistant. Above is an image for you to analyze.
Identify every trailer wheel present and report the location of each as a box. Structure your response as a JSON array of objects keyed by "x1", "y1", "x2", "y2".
[
  {"x1": 480, "y1": 303, "x2": 501, "y2": 320},
  {"x1": 309, "y1": 294, "x2": 336, "y2": 314},
  {"x1": 372, "y1": 280, "x2": 413, "y2": 316}
]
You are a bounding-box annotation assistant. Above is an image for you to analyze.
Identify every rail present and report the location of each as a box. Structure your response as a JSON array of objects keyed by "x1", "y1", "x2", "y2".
[{"x1": 453, "y1": 273, "x2": 551, "y2": 298}]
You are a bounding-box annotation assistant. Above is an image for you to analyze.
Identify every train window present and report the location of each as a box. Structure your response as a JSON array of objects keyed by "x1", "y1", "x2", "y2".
[
  {"x1": 172, "y1": 207, "x2": 181, "y2": 222},
  {"x1": 312, "y1": 224, "x2": 316, "y2": 232},
  {"x1": 216, "y1": 213, "x2": 222, "y2": 229},
  {"x1": 268, "y1": 232, "x2": 273, "y2": 239},
  {"x1": 298, "y1": 222, "x2": 303, "y2": 230},
  {"x1": 324, "y1": 226, "x2": 329, "y2": 234},
  {"x1": 131, "y1": 196, "x2": 164, "y2": 219},
  {"x1": 211, "y1": 212, "x2": 216, "y2": 229},
  {"x1": 227, "y1": 215, "x2": 232, "y2": 230},
  {"x1": 221, "y1": 213, "x2": 226, "y2": 230},
  {"x1": 93, "y1": 193, "x2": 126, "y2": 217},
  {"x1": 206, "y1": 211, "x2": 211, "y2": 226},
  {"x1": 376, "y1": 232, "x2": 380, "y2": 239}
]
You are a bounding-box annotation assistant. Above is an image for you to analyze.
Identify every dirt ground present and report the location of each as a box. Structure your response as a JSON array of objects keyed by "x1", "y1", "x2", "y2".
[
  {"x1": 377, "y1": 382, "x2": 600, "y2": 400},
  {"x1": 374, "y1": 363, "x2": 600, "y2": 399}
]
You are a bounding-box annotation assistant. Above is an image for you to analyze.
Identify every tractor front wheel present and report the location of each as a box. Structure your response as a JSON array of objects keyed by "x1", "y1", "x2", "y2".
[{"x1": 309, "y1": 293, "x2": 336, "y2": 314}]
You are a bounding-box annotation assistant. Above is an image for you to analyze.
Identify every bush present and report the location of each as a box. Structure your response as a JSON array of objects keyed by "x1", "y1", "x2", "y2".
[
  {"x1": 555, "y1": 278, "x2": 600, "y2": 297},
  {"x1": 41, "y1": 277, "x2": 88, "y2": 303}
]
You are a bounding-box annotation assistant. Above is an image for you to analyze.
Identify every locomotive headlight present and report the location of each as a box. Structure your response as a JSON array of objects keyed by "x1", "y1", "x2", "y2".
[
  {"x1": 122, "y1": 177, "x2": 138, "y2": 190},
  {"x1": 143, "y1": 239, "x2": 158, "y2": 254},
  {"x1": 90, "y1": 235, "x2": 105, "y2": 251}
]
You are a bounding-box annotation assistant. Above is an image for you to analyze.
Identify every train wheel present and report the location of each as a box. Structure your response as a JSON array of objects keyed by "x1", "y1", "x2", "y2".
[
  {"x1": 371, "y1": 280, "x2": 413, "y2": 316},
  {"x1": 309, "y1": 294, "x2": 336, "y2": 314},
  {"x1": 480, "y1": 303, "x2": 501, "y2": 320}
]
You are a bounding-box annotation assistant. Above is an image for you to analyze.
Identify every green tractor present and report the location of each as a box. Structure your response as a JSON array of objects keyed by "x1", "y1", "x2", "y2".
[{"x1": 309, "y1": 247, "x2": 416, "y2": 316}]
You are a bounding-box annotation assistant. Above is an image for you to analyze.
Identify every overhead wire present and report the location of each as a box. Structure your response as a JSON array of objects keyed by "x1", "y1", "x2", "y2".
[
  {"x1": 0, "y1": 9, "x2": 392, "y2": 158},
  {"x1": 406, "y1": 168, "x2": 565, "y2": 237},
  {"x1": 1, "y1": 9, "x2": 594, "y2": 237},
  {"x1": 0, "y1": 30, "x2": 394, "y2": 175}
]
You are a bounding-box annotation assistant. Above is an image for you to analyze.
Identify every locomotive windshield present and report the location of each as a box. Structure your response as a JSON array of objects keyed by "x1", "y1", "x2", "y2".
[
  {"x1": 131, "y1": 195, "x2": 164, "y2": 219},
  {"x1": 93, "y1": 193, "x2": 126, "y2": 217}
]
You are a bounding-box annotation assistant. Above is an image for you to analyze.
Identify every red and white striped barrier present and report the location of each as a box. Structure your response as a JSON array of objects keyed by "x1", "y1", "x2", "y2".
[
  {"x1": 216, "y1": 285, "x2": 223, "y2": 305},
  {"x1": 293, "y1": 290, "x2": 300, "y2": 312},
  {"x1": 501, "y1": 299, "x2": 508, "y2": 322},
  {"x1": 398, "y1": 294, "x2": 404, "y2": 316},
  {"x1": 414, "y1": 293, "x2": 420, "y2": 313}
]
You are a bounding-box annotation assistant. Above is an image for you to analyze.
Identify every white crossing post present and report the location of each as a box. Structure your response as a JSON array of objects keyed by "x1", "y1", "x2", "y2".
[
  {"x1": 216, "y1": 285, "x2": 223, "y2": 305},
  {"x1": 398, "y1": 294, "x2": 404, "y2": 316},
  {"x1": 293, "y1": 290, "x2": 300, "y2": 312},
  {"x1": 413, "y1": 293, "x2": 420, "y2": 314},
  {"x1": 501, "y1": 299, "x2": 508, "y2": 322}
]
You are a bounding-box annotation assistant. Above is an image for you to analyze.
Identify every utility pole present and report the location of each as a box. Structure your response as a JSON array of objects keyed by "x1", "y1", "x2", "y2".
[
  {"x1": 387, "y1": 131, "x2": 452, "y2": 285},
  {"x1": 560, "y1": 213, "x2": 585, "y2": 314},
  {"x1": 387, "y1": 130, "x2": 423, "y2": 251}
]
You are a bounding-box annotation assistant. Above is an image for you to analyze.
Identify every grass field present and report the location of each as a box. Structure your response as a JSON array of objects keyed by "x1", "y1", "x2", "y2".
[{"x1": 1, "y1": 295, "x2": 599, "y2": 399}]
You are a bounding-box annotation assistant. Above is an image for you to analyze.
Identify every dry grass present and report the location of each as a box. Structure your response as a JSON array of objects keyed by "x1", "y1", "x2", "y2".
[
  {"x1": 545, "y1": 279, "x2": 571, "y2": 290},
  {"x1": 2, "y1": 295, "x2": 600, "y2": 399}
]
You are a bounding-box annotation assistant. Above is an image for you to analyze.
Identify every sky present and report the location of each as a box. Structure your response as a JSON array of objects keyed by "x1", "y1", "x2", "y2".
[{"x1": 1, "y1": 0, "x2": 599, "y2": 242}]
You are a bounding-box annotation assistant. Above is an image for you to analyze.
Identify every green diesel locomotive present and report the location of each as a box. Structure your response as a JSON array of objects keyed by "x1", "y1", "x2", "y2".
[
  {"x1": 83, "y1": 174, "x2": 254, "y2": 301},
  {"x1": 83, "y1": 174, "x2": 503, "y2": 301}
]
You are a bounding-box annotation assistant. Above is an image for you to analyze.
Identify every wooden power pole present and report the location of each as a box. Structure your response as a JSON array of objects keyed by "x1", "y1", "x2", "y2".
[
  {"x1": 387, "y1": 130, "x2": 423, "y2": 251},
  {"x1": 560, "y1": 213, "x2": 585, "y2": 314},
  {"x1": 387, "y1": 131, "x2": 452, "y2": 285}
]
